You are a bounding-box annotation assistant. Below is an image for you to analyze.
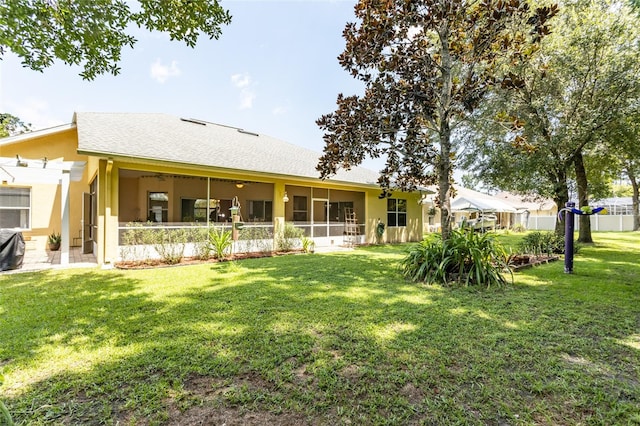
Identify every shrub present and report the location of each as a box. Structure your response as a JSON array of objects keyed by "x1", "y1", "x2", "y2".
[
  {"x1": 153, "y1": 228, "x2": 187, "y2": 264},
  {"x1": 209, "y1": 228, "x2": 233, "y2": 260},
  {"x1": 120, "y1": 222, "x2": 162, "y2": 262},
  {"x1": 401, "y1": 228, "x2": 512, "y2": 288},
  {"x1": 511, "y1": 223, "x2": 527, "y2": 233},
  {"x1": 517, "y1": 231, "x2": 568, "y2": 255},
  {"x1": 188, "y1": 226, "x2": 211, "y2": 260},
  {"x1": 276, "y1": 222, "x2": 304, "y2": 252},
  {"x1": 237, "y1": 226, "x2": 273, "y2": 253}
]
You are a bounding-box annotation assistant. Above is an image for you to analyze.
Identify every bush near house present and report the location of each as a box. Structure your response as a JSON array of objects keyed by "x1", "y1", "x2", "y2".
[{"x1": 276, "y1": 222, "x2": 304, "y2": 252}]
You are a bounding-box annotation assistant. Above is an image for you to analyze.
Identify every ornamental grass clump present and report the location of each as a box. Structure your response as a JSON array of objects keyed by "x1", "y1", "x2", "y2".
[
  {"x1": 209, "y1": 228, "x2": 233, "y2": 260},
  {"x1": 401, "y1": 228, "x2": 512, "y2": 288}
]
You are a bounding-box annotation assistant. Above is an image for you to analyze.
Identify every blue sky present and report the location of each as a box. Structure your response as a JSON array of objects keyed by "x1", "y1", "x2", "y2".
[{"x1": 0, "y1": 0, "x2": 375, "y2": 165}]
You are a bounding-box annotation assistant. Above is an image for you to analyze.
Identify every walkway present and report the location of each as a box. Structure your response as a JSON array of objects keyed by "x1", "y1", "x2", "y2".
[{"x1": 1, "y1": 246, "x2": 98, "y2": 274}]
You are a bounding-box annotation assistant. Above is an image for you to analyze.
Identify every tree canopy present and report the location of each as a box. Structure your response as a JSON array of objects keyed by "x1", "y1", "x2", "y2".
[
  {"x1": 0, "y1": 113, "x2": 31, "y2": 138},
  {"x1": 0, "y1": 0, "x2": 231, "y2": 80},
  {"x1": 317, "y1": 0, "x2": 556, "y2": 238},
  {"x1": 462, "y1": 0, "x2": 640, "y2": 237}
]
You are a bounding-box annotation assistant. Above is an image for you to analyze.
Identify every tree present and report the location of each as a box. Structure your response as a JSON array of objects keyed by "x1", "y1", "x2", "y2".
[
  {"x1": 624, "y1": 160, "x2": 640, "y2": 231},
  {"x1": 316, "y1": 0, "x2": 556, "y2": 239},
  {"x1": 0, "y1": 0, "x2": 231, "y2": 80},
  {"x1": 0, "y1": 113, "x2": 31, "y2": 137},
  {"x1": 463, "y1": 0, "x2": 640, "y2": 239},
  {"x1": 609, "y1": 108, "x2": 640, "y2": 231}
]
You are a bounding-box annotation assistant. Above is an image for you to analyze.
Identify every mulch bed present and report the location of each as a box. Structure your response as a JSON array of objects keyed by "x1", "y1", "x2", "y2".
[
  {"x1": 509, "y1": 254, "x2": 560, "y2": 271},
  {"x1": 115, "y1": 250, "x2": 304, "y2": 270}
]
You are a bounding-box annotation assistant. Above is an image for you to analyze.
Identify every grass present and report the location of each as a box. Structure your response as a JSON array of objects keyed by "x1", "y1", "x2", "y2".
[{"x1": 1, "y1": 232, "x2": 640, "y2": 425}]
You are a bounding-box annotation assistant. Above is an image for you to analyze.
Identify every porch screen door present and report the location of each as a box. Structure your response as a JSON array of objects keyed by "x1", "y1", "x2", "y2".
[
  {"x1": 311, "y1": 199, "x2": 329, "y2": 238},
  {"x1": 82, "y1": 187, "x2": 96, "y2": 254}
]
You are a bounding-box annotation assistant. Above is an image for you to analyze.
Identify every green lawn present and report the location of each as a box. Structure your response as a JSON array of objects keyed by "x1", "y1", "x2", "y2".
[{"x1": 1, "y1": 232, "x2": 640, "y2": 425}]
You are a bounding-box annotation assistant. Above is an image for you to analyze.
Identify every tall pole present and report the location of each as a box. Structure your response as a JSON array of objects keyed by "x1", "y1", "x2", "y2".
[{"x1": 564, "y1": 201, "x2": 575, "y2": 274}]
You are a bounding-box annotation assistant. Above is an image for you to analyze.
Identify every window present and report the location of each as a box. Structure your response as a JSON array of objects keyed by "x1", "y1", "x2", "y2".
[
  {"x1": 248, "y1": 200, "x2": 273, "y2": 222},
  {"x1": 181, "y1": 198, "x2": 217, "y2": 222},
  {"x1": 293, "y1": 196, "x2": 307, "y2": 221},
  {"x1": 387, "y1": 198, "x2": 407, "y2": 227},
  {"x1": 0, "y1": 187, "x2": 31, "y2": 229},
  {"x1": 148, "y1": 192, "x2": 168, "y2": 222}
]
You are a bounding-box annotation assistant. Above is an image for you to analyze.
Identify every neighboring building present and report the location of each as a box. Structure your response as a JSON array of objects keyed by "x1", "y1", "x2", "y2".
[
  {"x1": 421, "y1": 188, "x2": 559, "y2": 233},
  {"x1": 495, "y1": 191, "x2": 557, "y2": 230},
  {"x1": 591, "y1": 197, "x2": 635, "y2": 215},
  {"x1": 422, "y1": 186, "x2": 518, "y2": 232},
  {"x1": 0, "y1": 112, "x2": 425, "y2": 266},
  {"x1": 450, "y1": 187, "x2": 516, "y2": 229}
]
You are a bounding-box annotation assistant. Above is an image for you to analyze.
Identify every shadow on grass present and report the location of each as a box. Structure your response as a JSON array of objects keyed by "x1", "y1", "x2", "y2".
[{"x1": 1, "y1": 242, "x2": 640, "y2": 425}]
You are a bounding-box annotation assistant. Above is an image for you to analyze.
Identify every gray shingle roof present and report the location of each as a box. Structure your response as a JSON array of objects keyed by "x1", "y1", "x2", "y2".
[{"x1": 75, "y1": 112, "x2": 380, "y2": 186}]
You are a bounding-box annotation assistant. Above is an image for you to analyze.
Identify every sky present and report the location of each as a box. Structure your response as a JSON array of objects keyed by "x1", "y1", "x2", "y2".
[{"x1": 0, "y1": 0, "x2": 383, "y2": 167}]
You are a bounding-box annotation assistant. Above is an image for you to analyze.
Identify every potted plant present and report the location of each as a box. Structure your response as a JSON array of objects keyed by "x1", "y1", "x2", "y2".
[{"x1": 48, "y1": 232, "x2": 61, "y2": 251}]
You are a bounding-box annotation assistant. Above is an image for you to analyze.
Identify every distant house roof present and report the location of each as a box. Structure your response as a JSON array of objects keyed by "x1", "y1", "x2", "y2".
[
  {"x1": 74, "y1": 112, "x2": 381, "y2": 187},
  {"x1": 495, "y1": 191, "x2": 556, "y2": 212},
  {"x1": 451, "y1": 187, "x2": 517, "y2": 213}
]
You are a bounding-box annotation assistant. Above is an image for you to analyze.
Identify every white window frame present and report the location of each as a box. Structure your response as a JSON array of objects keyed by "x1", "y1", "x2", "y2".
[
  {"x1": 0, "y1": 186, "x2": 32, "y2": 230},
  {"x1": 387, "y1": 198, "x2": 407, "y2": 227}
]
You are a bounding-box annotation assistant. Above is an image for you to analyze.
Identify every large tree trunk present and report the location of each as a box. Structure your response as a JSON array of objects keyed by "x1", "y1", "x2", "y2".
[
  {"x1": 552, "y1": 169, "x2": 569, "y2": 235},
  {"x1": 574, "y1": 151, "x2": 593, "y2": 243},
  {"x1": 628, "y1": 167, "x2": 640, "y2": 231},
  {"x1": 438, "y1": 129, "x2": 453, "y2": 240},
  {"x1": 437, "y1": 22, "x2": 453, "y2": 241}
]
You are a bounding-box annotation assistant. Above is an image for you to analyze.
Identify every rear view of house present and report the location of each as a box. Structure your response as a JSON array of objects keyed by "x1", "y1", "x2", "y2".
[{"x1": 0, "y1": 112, "x2": 425, "y2": 267}]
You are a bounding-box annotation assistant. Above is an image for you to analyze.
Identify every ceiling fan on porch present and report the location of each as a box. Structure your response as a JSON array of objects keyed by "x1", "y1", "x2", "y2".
[{"x1": 140, "y1": 173, "x2": 166, "y2": 181}]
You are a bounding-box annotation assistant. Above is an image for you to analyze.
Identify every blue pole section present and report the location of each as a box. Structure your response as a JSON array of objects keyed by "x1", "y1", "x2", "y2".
[{"x1": 564, "y1": 201, "x2": 575, "y2": 274}]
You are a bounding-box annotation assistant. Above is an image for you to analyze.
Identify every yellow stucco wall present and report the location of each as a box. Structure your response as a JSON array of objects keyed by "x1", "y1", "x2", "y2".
[
  {"x1": 366, "y1": 189, "x2": 423, "y2": 244},
  {"x1": 0, "y1": 128, "x2": 89, "y2": 250}
]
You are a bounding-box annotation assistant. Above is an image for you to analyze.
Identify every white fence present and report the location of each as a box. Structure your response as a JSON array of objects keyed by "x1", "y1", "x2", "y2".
[{"x1": 527, "y1": 215, "x2": 636, "y2": 231}]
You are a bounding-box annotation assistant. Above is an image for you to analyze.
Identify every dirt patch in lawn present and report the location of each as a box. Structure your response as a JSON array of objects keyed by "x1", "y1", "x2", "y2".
[
  {"x1": 162, "y1": 373, "x2": 314, "y2": 426},
  {"x1": 165, "y1": 405, "x2": 313, "y2": 426}
]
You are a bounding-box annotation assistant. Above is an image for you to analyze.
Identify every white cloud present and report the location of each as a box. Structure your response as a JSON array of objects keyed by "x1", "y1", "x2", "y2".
[
  {"x1": 231, "y1": 73, "x2": 251, "y2": 89},
  {"x1": 272, "y1": 106, "x2": 287, "y2": 116},
  {"x1": 230, "y1": 72, "x2": 256, "y2": 109},
  {"x1": 150, "y1": 59, "x2": 181, "y2": 83}
]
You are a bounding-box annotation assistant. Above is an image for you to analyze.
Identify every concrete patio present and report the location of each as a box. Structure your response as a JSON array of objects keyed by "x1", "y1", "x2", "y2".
[{"x1": 1, "y1": 246, "x2": 98, "y2": 274}]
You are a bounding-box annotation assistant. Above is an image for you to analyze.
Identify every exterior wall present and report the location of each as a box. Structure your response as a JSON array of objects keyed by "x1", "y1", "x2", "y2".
[
  {"x1": 367, "y1": 190, "x2": 423, "y2": 244},
  {"x1": 0, "y1": 128, "x2": 89, "y2": 250},
  {"x1": 3, "y1": 129, "x2": 426, "y2": 264},
  {"x1": 119, "y1": 176, "x2": 140, "y2": 222}
]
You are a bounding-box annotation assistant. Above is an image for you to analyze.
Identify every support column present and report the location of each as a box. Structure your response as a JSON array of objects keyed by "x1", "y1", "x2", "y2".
[
  {"x1": 273, "y1": 182, "x2": 287, "y2": 251},
  {"x1": 60, "y1": 170, "x2": 71, "y2": 265}
]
